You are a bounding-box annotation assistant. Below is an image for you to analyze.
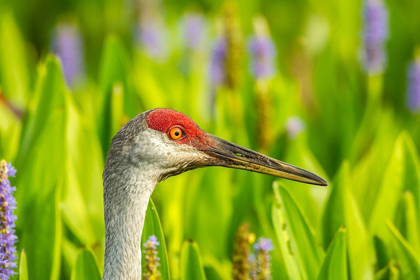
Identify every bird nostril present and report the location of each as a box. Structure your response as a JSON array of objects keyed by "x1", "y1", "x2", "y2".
[{"x1": 235, "y1": 152, "x2": 247, "y2": 158}]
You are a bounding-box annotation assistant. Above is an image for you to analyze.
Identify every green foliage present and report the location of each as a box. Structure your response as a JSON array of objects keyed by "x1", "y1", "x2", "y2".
[
  {"x1": 317, "y1": 227, "x2": 347, "y2": 280},
  {"x1": 272, "y1": 183, "x2": 324, "y2": 280},
  {"x1": 70, "y1": 249, "x2": 101, "y2": 280},
  {"x1": 180, "y1": 240, "x2": 207, "y2": 280},
  {"x1": 19, "y1": 250, "x2": 28, "y2": 280},
  {"x1": 387, "y1": 221, "x2": 420, "y2": 279},
  {"x1": 0, "y1": 0, "x2": 420, "y2": 279}
]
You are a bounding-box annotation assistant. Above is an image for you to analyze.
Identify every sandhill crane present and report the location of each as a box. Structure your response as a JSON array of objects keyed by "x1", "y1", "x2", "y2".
[{"x1": 102, "y1": 108, "x2": 327, "y2": 279}]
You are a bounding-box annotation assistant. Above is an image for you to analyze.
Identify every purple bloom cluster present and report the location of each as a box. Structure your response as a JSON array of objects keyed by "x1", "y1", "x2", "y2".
[
  {"x1": 137, "y1": 19, "x2": 168, "y2": 62},
  {"x1": 406, "y1": 60, "x2": 420, "y2": 113},
  {"x1": 253, "y1": 238, "x2": 274, "y2": 280},
  {"x1": 285, "y1": 116, "x2": 305, "y2": 139},
  {"x1": 143, "y1": 235, "x2": 161, "y2": 279},
  {"x1": 52, "y1": 23, "x2": 85, "y2": 86},
  {"x1": 183, "y1": 13, "x2": 206, "y2": 51},
  {"x1": 362, "y1": 0, "x2": 389, "y2": 74},
  {"x1": 248, "y1": 253, "x2": 257, "y2": 279},
  {"x1": 248, "y1": 36, "x2": 277, "y2": 79},
  {"x1": 0, "y1": 161, "x2": 17, "y2": 280},
  {"x1": 210, "y1": 38, "x2": 227, "y2": 86}
]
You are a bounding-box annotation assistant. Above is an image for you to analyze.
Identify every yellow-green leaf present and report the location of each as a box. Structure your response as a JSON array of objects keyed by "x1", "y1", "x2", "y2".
[
  {"x1": 317, "y1": 227, "x2": 347, "y2": 280},
  {"x1": 273, "y1": 182, "x2": 324, "y2": 280},
  {"x1": 387, "y1": 221, "x2": 420, "y2": 279},
  {"x1": 180, "y1": 240, "x2": 207, "y2": 280},
  {"x1": 70, "y1": 249, "x2": 101, "y2": 280},
  {"x1": 19, "y1": 249, "x2": 28, "y2": 280}
]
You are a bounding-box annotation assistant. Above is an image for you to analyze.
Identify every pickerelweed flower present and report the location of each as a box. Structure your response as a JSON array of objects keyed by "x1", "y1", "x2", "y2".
[
  {"x1": 285, "y1": 116, "x2": 306, "y2": 140},
  {"x1": 248, "y1": 253, "x2": 257, "y2": 280},
  {"x1": 253, "y1": 238, "x2": 274, "y2": 280},
  {"x1": 210, "y1": 38, "x2": 227, "y2": 86},
  {"x1": 183, "y1": 12, "x2": 206, "y2": 51},
  {"x1": 232, "y1": 224, "x2": 255, "y2": 280},
  {"x1": 210, "y1": 4, "x2": 243, "y2": 91},
  {"x1": 137, "y1": 19, "x2": 168, "y2": 62},
  {"x1": 52, "y1": 22, "x2": 85, "y2": 86},
  {"x1": 361, "y1": 0, "x2": 389, "y2": 74},
  {"x1": 248, "y1": 36, "x2": 276, "y2": 79},
  {"x1": 143, "y1": 235, "x2": 161, "y2": 280},
  {"x1": 406, "y1": 59, "x2": 420, "y2": 113},
  {"x1": 0, "y1": 160, "x2": 17, "y2": 280}
]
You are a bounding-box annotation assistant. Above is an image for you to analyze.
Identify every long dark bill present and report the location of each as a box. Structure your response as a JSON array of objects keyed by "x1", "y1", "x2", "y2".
[{"x1": 202, "y1": 133, "x2": 328, "y2": 186}]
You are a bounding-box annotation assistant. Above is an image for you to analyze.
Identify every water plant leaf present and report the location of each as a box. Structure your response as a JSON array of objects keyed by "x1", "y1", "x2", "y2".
[
  {"x1": 322, "y1": 161, "x2": 375, "y2": 280},
  {"x1": 394, "y1": 191, "x2": 420, "y2": 251},
  {"x1": 70, "y1": 249, "x2": 101, "y2": 280},
  {"x1": 273, "y1": 182, "x2": 324, "y2": 280},
  {"x1": 370, "y1": 132, "x2": 420, "y2": 241},
  {"x1": 387, "y1": 221, "x2": 420, "y2": 279},
  {"x1": 19, "y1": 249, "x2": 28, "y2": 280},
  {"x1": 317, "y1": 227, "x2": 347, "y2": 280},
  {"x1": 180, "y1": 240, "x2": 207, "y2": 280},
  {"x1": 22, "y1": 179, "x2": 62, "y2": 280}
]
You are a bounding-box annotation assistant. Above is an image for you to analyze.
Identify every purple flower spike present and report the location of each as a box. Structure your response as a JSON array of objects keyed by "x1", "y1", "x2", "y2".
[
  {"x1": 5, "y1": 164, "x2": 15, "y2": 178},
  {"x1": 248, "y1": 36, "x2": 277, "y2": 79},
  {"x1": 0, "y1": 160, "x2": 18, "y2": 280},
  {"x1": 253, "y1": 238, "x2": 273, "y2": 280},
  {"x1": 362, "y1": 0, "x2": 389, "y2": 74},
  {"x1": 406, "y1": 60, "x2": 420, "y2": 113},
  {"x1": 285, "y1": 116, "x2": 306, "y2": 139},
  {"x1": 210, "y1": 38, "x2": 227, "y2": 86},
  {"x1": 143, "y1": 235, "x2": 161, "y2": 279},
  {"x1": 52, "y1": 22, "x2": 85, "y2": 86},
  {"x1": 253, "y1": 238, "x2": 274, "y2": 252},
  {"x1": 137, "y1": 19, "x2": 168, "y2": 62},
  {"x1": 183, "y1": 13, "x2": 205, "y2": 51}
]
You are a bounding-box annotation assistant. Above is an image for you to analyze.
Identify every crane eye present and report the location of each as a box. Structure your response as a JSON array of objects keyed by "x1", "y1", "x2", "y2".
[{"x1": 169, "y1": 127, "x2": 183, "y2": 140}]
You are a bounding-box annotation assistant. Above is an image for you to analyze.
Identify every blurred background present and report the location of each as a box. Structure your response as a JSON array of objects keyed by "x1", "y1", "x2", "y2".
[{"x1": 1, "y1": 0, "x2": 420, "y2": 278}]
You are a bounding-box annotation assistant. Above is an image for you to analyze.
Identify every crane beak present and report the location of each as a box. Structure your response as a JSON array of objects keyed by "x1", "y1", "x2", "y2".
[{"x1": 200, "y1": 133, "x2": 328, "y2": 186}]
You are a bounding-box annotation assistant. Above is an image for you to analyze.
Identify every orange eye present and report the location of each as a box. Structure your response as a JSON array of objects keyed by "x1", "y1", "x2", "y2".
[{"x1": 169, "y1": 127, "x2": 183, "y2": 140}]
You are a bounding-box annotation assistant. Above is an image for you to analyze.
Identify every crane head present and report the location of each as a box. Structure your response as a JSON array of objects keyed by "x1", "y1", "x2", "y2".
[{"x1": 112, "y1": 108, "x2": 327, "y2": 186}]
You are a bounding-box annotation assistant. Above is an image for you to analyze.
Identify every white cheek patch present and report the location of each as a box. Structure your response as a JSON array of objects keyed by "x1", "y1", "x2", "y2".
[{"x1": 131, "y1": 129, "x2": 209, "y2": 170}]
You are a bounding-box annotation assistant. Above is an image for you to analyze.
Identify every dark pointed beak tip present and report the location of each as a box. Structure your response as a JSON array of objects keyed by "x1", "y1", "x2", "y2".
[{"x1": 319, "y1": 179, "x2": 329, "y2": 186}]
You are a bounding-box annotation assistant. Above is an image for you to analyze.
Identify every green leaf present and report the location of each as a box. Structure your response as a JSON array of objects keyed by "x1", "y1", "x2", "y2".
[
  {"x1": 22, "y1": 180, "x2": 62, "y2": 280},
  {"x1": 0, "y1": 8, "x2": 30, "y2": 103},
  {"x1": 350, "y1": 109, "x2": 399, "y2": 220},
  {"x1": 141, "y1": 198, "x2": 170, "y2": 280},
  {"x1": 62, "y1": 95, "x2": 104, "y2": 247},
  {"x1": 180, "y1": 240, "x2": 207, "y2": 280},
  {"x1": 370, "y1": 132, "x2": 420, "y2": 241},
  {"x1": 183, "y1": 168, "x2": 232, "y2": 260},
  {"x1": 387, "y1": 221, "x2": 420, "y2": 279},
  {"x1": 394, "y1": 191, "x2": 420, "y2": 251},
  {"x1": 272, "y1": 197, "x2": 301, "y2": 279},
  {"x1": 273, "y1": 182, "x2": 324, "y2": 280},
  {"x1": 317, "y1": 227, "x2": 347, "y2": 280},
  {"x1": 283, "y1": 137, "x2": 330, "y2": 235},
  {"x1": 18, "y1": 55, "x2": 66, "y2": 161},
  {"x1": 19, "y1": 249, "x2": 28, "y2": 280},
  {"x1": 376, "y1": 261, "x2": 400, "y2": 280},
  {"x1": 70, "y1": 249, "x2": 101, "y2": 280},
  {"x1": 97, "y1": 35, "x2": 137, "y2": 155},
  {"x1": 322, "y1": 161, "x2": 375, "y2": 280}
]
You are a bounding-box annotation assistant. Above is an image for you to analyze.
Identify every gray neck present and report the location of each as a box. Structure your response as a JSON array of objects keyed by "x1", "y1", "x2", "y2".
[{"x1": 103, "y1": 169, "x2": 156, "y2": 280}]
